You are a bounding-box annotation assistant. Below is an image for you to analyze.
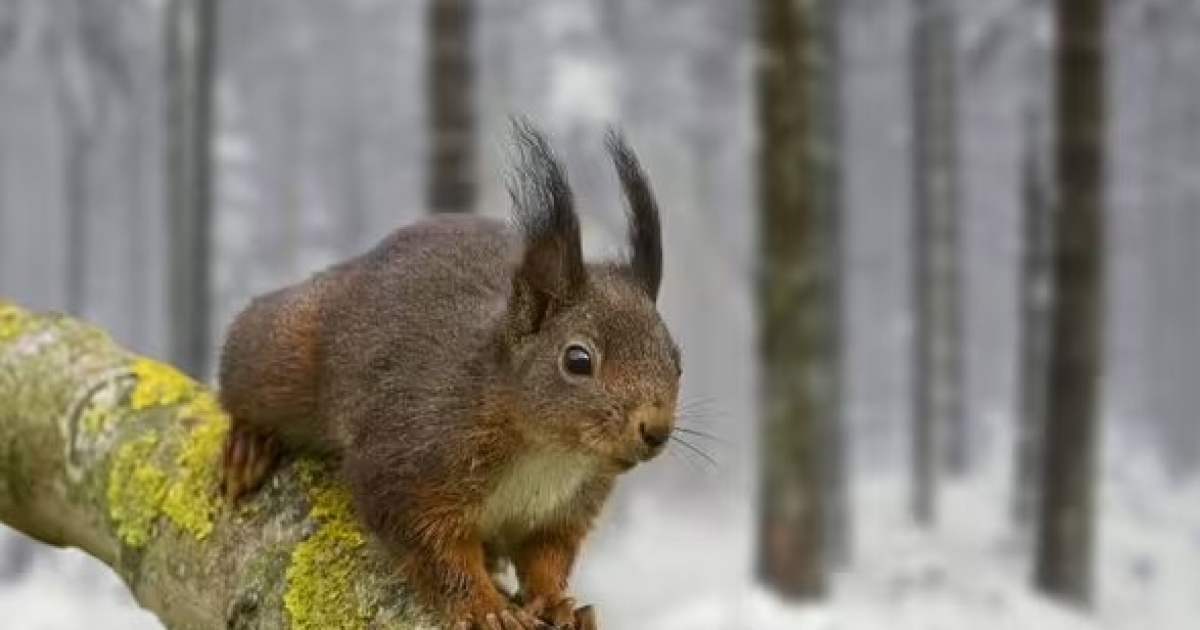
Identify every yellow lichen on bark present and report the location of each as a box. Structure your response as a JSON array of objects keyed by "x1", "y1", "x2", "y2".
[
  {"x1": 161, "y1": 404, "x2": 227, "y2": 541},
  {"x1": 284, "y1": 461, "x2": 375, "y2": 630},
  {"x1": 130, "y1": 358, "x2": 199, "y2": 411},
  {"x1": 107, "y1": 433, "x2": 170, "y2": 547},
  {"x1": 0, "y1": 300, "x2": 39, "y2": 343},
  {"x1": 98, "y1": 356, "x2": 230, "y2": 544}
]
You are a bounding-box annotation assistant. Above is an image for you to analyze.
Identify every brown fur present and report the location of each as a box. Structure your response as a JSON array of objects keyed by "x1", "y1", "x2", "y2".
[{"x1": 217, "y1": 120, "x2": 680, "y2": 629}]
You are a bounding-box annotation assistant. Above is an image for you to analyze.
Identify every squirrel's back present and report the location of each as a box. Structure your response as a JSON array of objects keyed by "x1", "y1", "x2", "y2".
[{"x1": 218, "y1": 213, "x2": 518, "y2": 458}]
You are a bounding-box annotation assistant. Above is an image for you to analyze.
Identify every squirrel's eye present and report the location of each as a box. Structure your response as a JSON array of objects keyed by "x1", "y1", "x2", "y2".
[{"x1": 563, "y1": 345, "x2": 594, "y2": 377}]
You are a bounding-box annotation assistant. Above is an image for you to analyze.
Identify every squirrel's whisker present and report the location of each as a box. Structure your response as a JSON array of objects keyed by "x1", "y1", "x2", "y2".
[
  {"x1": 664, "y1": 446, "x2": 705, "y2": 476},
  {"x1": 675, "y1": 409, "x2": 721, "y2": 424},
  {"x1": 676, "y1": 416, "x2": 724, "y2": 435},
  {"x1": 677, "y1": 398, "x2": 718, "y2": 414},
  {"x1": 673, "y1": 426, "x2": 725, "y2": 444},
  {"x1": 675, "y1": 401, "x2": 724, "y2": 422},
  {"x1": 669, "y1": 435, "x2": 718, "y2": 469}
]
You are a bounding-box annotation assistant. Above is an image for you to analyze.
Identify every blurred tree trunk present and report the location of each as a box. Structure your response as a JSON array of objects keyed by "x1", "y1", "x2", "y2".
[
  {"x1": 1012, "y1": 102, "x2": 1055, "y2": 534},
  {"x1": 910, "y1": 0, "x2": 965, "y2": 526},
  {"x1": 165, "y1": 0, "x2": 218, "y2": 380},
  {"x1": 426, "y1": 0, "x2": 476, "y2": 214},
  {"x1": 810, "y1": 0, "x2": 850, "y2": 568},
  {"x1": 1034, "y1": 0, "x2": 1107, "y2": 607},
  {"x1": 755, "y1": 0, "x2": 828, "y2": 600},
  {"x1": 51, "y1": 2, "x2": 96, "y2": 318},
  {"x1": 49, "y1": 0, "x2": 127, "y2": 320}
]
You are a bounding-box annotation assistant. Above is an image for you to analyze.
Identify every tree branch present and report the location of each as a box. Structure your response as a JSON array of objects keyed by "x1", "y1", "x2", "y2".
[{"x1": 0, "y1": 298, "x2": 437, "y2": 630}]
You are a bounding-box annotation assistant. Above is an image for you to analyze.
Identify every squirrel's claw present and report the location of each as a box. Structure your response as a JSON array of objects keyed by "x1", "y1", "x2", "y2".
[
  {"x1": 464, "y1": 612, "x2": 522, "y2": 630},
  {"x1": 455, "y1": 607, "x2": 545, "y2": 630},
  {"x1": 572, "y1": 606, "x2": 598, "y2": 630},
  {"x1": 546, "y1": 598, "x2": 577, "y2": 628},
  {"x1": 222, "y1": 425, "x2": 280, "y2": 503},
  {"x1": 513, "y1": 609, "x2": 546, "y2": 629},
  {"x1": 495, "y1": 609, "x2": 547, "y2": 630},
  {"x1": 520, "y1": 595, "x2": 577, "y2": 629}
]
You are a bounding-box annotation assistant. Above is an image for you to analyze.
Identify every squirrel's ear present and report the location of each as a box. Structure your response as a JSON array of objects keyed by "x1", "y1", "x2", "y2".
[
  {"x1": 606, "y1": 128, "x2": 662, "y2": 301},
  {"x1": 506, "y1": 118, "x2": 586, "y2": 335}
]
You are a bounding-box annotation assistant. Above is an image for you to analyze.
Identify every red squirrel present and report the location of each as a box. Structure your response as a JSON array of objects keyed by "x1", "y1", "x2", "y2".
[{"x1": 217, "y1": 120, "x2": 681, "y2": 630}]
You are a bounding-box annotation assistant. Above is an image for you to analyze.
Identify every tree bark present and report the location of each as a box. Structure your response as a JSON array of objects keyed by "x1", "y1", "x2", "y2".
[
  {"x1": 0, "y1": 299, "x2": 433, "y2": 630},
  {"x1": 809, "y1": 0, "x2": 850, "y2": 569},
  {"x1": 1034, "y1": 0, "x2": 1107, "y2": 607},
  {"x1": 1012, "y1": 101, "x2": 1054, "y2": 534},
  {"x1": 426, "y1": 0, "x2": 477, "y2": 214},
  {"x1": 165, "y1": 0, "x2": 218, "y2": 381},
  {"x1": 755, "y1": 0, "x2": 828, "y2": 601},
  {"x1": 910, "y1": 0, "x2": 965, "y2": 525}
]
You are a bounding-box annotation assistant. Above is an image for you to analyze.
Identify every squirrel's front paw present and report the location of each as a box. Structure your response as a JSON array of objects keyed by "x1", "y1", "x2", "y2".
[
  {"x1": 521, "y1": 594, "x2": 579, "y2": 629},
  {"x1": 451, "y1": 603, "x2": 546, "y2": 630}
]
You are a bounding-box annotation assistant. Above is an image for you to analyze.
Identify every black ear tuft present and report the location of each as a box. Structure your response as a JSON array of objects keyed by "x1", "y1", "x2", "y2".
[
  {"x1": 504, "y1": 117, "x2": 586, "y2": 334},
  {"x1": 605, "y1": 127, "x2": 663, "y2": 301}
]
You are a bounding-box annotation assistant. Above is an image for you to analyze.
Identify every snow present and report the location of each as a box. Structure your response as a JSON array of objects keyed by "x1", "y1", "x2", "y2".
[
  {"x1": 570, "y1": 417, "x2": 1200, "y2": 630},
  {"x1": 0, "y1": 543, "x2": 161, "y2": 630}
]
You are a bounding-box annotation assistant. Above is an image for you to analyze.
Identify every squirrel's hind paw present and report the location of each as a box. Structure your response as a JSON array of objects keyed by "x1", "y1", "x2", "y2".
[
  {"x1": 571, "y1": 606, "x2": 598, "y2": 630},
  {"x1": 521, "y1": 595, "x2": 579, "y2": 629},
  {"x1": 454, "y1": 608, "x2": 547, "y2": 630},
  {"x1": 221, "y1": 425, "x2": 280, "y2": 503}
]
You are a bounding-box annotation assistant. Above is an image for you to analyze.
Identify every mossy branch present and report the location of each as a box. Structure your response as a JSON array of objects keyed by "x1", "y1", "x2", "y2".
[{"x1": 0, "y1": 299, "x2": 440, "y2": 630}]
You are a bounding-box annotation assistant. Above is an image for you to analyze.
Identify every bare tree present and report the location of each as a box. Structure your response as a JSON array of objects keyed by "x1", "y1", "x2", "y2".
[
  {"x1": 43, "y1": 1, "x2": 131, "y2": 319},
  {"x1": 1010, "y1": 0, "x2": 1055, "y2": 537},
  {"x1": 425, "y1": 0, "x2": 476, "y2": 214},
  {"x1": 810, "y1": 0, "x2": 850, "y2": 567},
  {"x1": 165, "y1": 0, "x2": 219, "y2": 380},
  {"x1": 1034, "y1": 0, "x2": 1107, "y2": 607},
  {"x1": 910, "y1": 0, "x2": 965, "y2": 525},
  {"x1": 1013, "y1": 100, "x2": 1055, "y2": 534},
  {"x1": 756, "y1": 0, "x2": 828, "y2": 600}
]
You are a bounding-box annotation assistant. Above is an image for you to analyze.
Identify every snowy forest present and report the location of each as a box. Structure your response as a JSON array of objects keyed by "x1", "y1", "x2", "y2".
[{"x1": 1, "y1": 0, "x2": 1198, "y2": 629}]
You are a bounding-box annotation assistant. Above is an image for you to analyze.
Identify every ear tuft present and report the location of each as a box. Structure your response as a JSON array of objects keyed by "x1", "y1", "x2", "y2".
[
  {"x1": 605, "y1": 127, "x2": 663, "y2": 301},
  {"x1": 504, "y1": 117, "x2": 586, "y2": 335}
]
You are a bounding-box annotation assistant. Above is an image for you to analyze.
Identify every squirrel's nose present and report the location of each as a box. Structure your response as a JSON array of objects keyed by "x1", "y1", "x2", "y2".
[{"x1": 639, "y1": 422, "x2": 670, "y2": 450}]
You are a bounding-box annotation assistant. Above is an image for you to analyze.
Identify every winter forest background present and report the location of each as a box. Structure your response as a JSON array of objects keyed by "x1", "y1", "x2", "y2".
[{"x1": 1, "y1": 0, "x2": 1199, "y2": 629}]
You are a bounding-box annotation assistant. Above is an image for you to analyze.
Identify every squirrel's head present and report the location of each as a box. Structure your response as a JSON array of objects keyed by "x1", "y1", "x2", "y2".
[{"x1": 498, "y1": 119, "x2": 681, "y2": 472}]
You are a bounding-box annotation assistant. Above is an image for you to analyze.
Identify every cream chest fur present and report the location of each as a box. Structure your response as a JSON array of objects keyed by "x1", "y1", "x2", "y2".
[{"x1": 480, "y1": 449, "x2": 596, "y2": 536}]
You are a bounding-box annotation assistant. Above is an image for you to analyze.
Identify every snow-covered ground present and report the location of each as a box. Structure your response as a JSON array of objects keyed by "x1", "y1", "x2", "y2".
[
  {"x1": 574, "y1": 419, "x2": 1200, "y2": 630},
  {"x1": 0, "y1": 539, "x2": 161, "y2": 629},
  {"x1": 2, "y1": 419, "x2": 1197, "y2": 630}
]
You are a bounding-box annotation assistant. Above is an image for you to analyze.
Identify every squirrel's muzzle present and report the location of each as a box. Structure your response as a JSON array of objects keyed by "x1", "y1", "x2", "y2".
[
  {"x1": 629, "y1": 402, "x2": 674, "y2": 461},
  {"x1": 639, "y1": 422, "x2": 669, "y2": 449}
]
